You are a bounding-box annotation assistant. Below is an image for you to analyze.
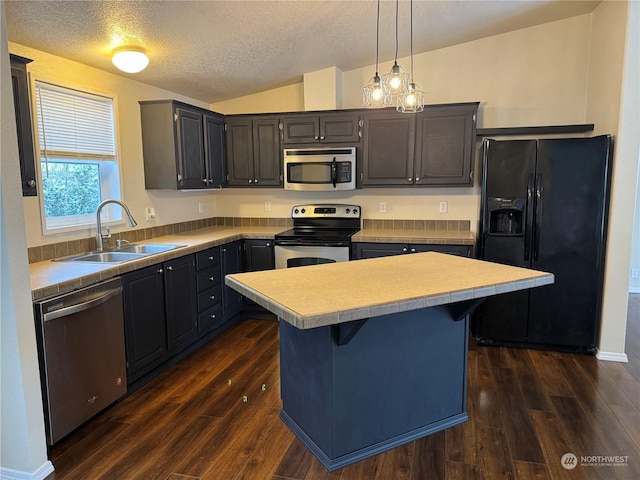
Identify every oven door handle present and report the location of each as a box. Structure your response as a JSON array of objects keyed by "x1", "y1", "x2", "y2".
[
  {"x1": 332, "y1": 157, "x2": 337, "y2": 188},
  {"x1": 275, "y1": 240, "x2": 349, "y2": 247}
]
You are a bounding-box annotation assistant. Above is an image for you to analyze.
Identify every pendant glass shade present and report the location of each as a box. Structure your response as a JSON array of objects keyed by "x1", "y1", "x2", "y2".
[
  {"x1": 363, "y1": 73, "x2": 392, "y2": 108},
  {"x1": 397, "y1": 82, "x2": 425, "y2": 113},
  {"x1": 112, "y1": 47, "x2": 149, "y2": 73}
]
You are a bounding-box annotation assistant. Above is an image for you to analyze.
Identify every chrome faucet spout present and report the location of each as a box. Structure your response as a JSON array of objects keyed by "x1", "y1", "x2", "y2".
[{"x1": 95, "y1": 200, "x2": 138, "y2": 251}]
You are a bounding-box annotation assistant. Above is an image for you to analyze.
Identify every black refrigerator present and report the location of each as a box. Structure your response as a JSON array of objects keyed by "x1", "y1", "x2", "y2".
[{"x1": 475, "y1": 135, "x2": 612, "y2": 353}]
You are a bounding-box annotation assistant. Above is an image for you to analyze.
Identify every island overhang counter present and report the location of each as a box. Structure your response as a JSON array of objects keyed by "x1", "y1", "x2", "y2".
[{"x1": 225, "y1": 252, "x2": 554, "y2": 471}]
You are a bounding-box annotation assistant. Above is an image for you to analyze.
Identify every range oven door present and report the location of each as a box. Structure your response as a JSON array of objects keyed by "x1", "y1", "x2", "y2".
[{"x1": 275, "y1": 245, "x2": 350, "y2": 269}]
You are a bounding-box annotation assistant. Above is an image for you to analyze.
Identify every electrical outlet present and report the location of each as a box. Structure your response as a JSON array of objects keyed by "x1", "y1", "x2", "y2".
[
  {"x1": 439, "y1": 201, "x2": 448, "y2": 213},
  {"x1": 198, "y1": 202, "x2": 204, "y2": 213},
  {"x1": 145, "y1": 207, "x2": 156, "y2": 220},
  {"x1": 264, "y1": 201, "x2": 272, "y2": 212},
  {"x1": 632, "y1": 269, "x2": 639, "y2": 279},
  {"x1": 380, "y1": 202, "x2": 387, "y2": 213}
]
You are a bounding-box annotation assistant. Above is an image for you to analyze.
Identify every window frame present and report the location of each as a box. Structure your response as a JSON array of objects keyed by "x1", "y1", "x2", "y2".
[{"x1": 30, "y1": 78, "x2": 125, "y2": 237}]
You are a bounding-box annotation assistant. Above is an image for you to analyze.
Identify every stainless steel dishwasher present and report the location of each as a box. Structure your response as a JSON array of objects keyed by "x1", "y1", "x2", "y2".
[{"x1": 33, "y1": 277, "x2": 127, "y2": 445}]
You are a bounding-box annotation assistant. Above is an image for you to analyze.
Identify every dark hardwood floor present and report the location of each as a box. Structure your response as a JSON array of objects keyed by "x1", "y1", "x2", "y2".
[{"x1": 46, "y1": 295, "x2": 640, "y2": 480}]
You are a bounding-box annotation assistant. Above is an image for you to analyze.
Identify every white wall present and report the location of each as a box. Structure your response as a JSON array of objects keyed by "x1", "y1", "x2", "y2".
[
  {"x1": 589, "y1": 0, "x2": 639, "y2": 358},
  {"x1": 1, "y1": 4, "x2": 52, "y2": 477}
]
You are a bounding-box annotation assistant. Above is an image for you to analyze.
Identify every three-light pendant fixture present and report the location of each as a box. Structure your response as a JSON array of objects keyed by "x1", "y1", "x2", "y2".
[{"x1": 363, "y1": 0, "x2": 424, "y2": 112}]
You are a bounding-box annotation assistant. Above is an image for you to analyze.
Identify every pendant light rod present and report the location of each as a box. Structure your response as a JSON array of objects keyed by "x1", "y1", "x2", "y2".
[
  {"x1": 394, "y1": 0, "x2": 399, "y2": 65},
  {"x1": 375, "y1": 0, "x2": 381, "y2": 75}
]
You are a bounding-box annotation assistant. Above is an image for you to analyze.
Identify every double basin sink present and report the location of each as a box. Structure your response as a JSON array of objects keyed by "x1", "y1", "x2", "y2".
[{"x1": 55, "y1": 244, "x2": 185, "y2": 264}]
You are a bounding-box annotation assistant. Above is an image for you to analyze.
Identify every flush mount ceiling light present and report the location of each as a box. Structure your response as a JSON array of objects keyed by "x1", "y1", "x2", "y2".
[{"x1": 112, "y1": 46, "x2": 149, "y2": 73}]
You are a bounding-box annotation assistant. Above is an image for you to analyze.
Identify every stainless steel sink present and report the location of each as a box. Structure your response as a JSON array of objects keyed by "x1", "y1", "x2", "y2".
[
  {"x1": 114, "y1": 244, "x2": 184, "y2": 255},
  {"x1": 61, "y1": 251, "x2": 146, "y2": 263},
  {"x1": 54, "y1": 244, "x2": 184, "y2": 263}
]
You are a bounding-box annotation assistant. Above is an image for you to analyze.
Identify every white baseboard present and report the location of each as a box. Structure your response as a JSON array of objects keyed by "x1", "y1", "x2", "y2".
[
  {"x1": 0, "y1": 461, "x2": 54, "y2": 480},
  {"x1": 596, "y1": 350, "x2": 629, "y2": 363}
]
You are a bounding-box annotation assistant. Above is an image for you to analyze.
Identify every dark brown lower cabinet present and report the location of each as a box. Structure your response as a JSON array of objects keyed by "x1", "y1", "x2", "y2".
[{"x1": 353, "y1": 242, "x2": 473, "y2": 259}]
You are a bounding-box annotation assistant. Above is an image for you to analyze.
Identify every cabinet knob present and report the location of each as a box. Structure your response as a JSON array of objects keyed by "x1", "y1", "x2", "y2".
[
  {"x1": 202, "y1": 178, "x2": 208, "y2": 184},
  {"x1": 402, "y1": 247, "x2": 408, "y2": 253},
  {"x1": 157, "y1": 268, "x2": 163, "y2": 273},
  {"x1": 248, "y1": 179, "x2": 253, "y2": 184},
  {"x1": 314, "y1": 136, "x2": 319, "y2": 140},
  {"x1": 208, "y1": 256, "x2": 214, "y2": 260},
  {"x1": 407, "y1": 178, "x2": 412, "y2": 182},
  {"x1": 166, "y1": 266, "x2": 173, "y2": 271},
  {"x1": 415, "y1": 177, "x2": 420, "y2": 182},
  {"x1": 266, "y1": 242, "x2": 271, "y2": 247},
  {"x1": 27, "y1": 179, "x2": 36, "y2": 187},
  {"x1": 210, "y1": 314, "x2": 216, "y2": 319},
  {"x1": 209, "y1": 276, "x2": 215, "y2": 281},
  {"x1": 210, "y1": 295, "x2": 215, "y2": 300},
  {"x1": 320, "y1": 136, "x2": 325, "y2": 140},
  {"x1": 410, "y1": 248, "x2": 416, "y2": 253},
  {"x1": 254, "y1": 179, "x2": 259, "y2": 184}
]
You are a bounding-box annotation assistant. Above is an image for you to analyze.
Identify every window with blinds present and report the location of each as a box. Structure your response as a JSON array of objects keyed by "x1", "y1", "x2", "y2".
[{"x1": 34, "y1": 81, "x2": 122, "y2": 233}]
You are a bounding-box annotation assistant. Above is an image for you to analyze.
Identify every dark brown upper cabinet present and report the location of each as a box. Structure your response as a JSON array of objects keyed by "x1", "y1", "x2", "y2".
[
  {"x1": 225, "y1": 116, "x2": 282, "y2": 187},
  {"x1": 140, "y1": 100, "x2": 225, "y2": 190},
  {"x1": 361, "y1": 102, "x2": 478, "y2": 187},
  {"x1": 10, "y1": 54, "x2": 37, "y2": 196},
  {"x1": 282, "y1": 113, "x2": 361, "y2": 145}
]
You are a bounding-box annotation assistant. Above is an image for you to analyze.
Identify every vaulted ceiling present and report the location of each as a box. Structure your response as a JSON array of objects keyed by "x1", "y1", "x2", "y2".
[{"x1": 5, "y1": 0, "x2": 601, "y2": 104}]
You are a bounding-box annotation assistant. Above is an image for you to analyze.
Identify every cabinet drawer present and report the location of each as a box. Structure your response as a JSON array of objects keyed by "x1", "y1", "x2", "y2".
[
  {"x1": 198, "y1": 304, "x2": 224, "y2": 334},
  {"x1": 197, "y1": 267, "x2": 221, "y2": 291},
  {"x1": 197, "y1": 286, "x2": 223, "y2": 311},
  {"x1": 196, "y1": 247, "x2": 221, "y2": 270}
]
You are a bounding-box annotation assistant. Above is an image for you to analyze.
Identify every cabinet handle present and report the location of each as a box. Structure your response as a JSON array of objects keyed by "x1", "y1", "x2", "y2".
[
  {"x1": 166, "y1": 266, "x2": 173, "y2": 271},
  {"x1": 157, "y1": 268, "x2": 163, "y2": 273}
]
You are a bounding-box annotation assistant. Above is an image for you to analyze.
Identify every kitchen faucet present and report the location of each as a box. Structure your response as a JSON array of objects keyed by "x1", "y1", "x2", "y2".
[{"x1": 95, "y1": 200, "x2": 138, "y2": 251}]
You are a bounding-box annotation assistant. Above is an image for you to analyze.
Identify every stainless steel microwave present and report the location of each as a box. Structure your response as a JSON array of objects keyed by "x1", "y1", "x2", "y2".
[{"x1": 283, "y1": 147, "x2": 356, "y2": 191}]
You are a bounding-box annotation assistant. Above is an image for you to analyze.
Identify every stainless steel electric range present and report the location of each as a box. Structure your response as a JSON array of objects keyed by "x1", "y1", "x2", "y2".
[{"x1": 274, "y1": 204, "x2": 361, "y2": 269}]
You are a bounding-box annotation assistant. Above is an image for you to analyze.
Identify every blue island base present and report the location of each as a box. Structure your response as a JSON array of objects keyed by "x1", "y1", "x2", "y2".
[{"x1": 278, "y1": 305, "x2": 470, "y2": 472}]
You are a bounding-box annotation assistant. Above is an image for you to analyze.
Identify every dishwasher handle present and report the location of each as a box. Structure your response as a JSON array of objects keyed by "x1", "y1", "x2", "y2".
[{"x1": 43, "y1": 286, "x2": 122, "y2": 322}]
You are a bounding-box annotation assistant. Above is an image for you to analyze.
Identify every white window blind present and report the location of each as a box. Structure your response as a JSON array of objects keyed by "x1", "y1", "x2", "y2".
[{"x1": 35, "y1": 82, "x2": 116, "y2": 159}]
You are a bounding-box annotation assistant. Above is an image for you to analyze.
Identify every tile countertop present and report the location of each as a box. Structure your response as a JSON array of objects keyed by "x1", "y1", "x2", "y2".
[
  {"x1": 29, "y1": 226, "x2": 285, "y2": 300},
  {"x1": 28, "y1": 225, "x2": 477, "y2": 300},
  {"x1": 352, "y1": 228, "x2": 475, "y2": 245},
  {"x1": 225, "y1": 252, "x2": 553, "y2": 330}
]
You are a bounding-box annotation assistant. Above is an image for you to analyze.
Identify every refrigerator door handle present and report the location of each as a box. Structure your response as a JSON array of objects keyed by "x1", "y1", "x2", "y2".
[
  {"x1": 525, "y1": 174, "x2": 535, "y2": 261},
  {"x1": 533, "y1": 173, "x2": 543, "y2": 261}
]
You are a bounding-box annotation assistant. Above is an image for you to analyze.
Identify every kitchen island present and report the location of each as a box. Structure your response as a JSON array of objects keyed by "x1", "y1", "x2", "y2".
[{"x1": 225, "y1": 252, "x2": 554, "y2": 471}]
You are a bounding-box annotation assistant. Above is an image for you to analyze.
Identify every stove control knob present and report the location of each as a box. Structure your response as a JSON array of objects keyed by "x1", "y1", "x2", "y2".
[
  {"x1": 353, "y1": 208, "x2": 358, "y2": 214},
  {"x1": 346, "y1": 208, "x2": 350, "y2": 213},
  {"x1": 301, "y1": 208, "x2": 306, "y2": 214},
  {"x1": 294, "y1": 208, "x2": 299, "y2": 214}
]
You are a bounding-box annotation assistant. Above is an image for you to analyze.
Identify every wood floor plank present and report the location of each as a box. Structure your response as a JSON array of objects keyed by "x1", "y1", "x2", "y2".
[
  {"x1": 272, "y1": 438, "x2": 315, "y2": 479},
  {"x1": 475, "y1": 426, "x2": 516, "y2": 480},
  {"x1": 410, "y1": 430, "x2": 445, "y2": 480},
  {"x1": 513, "y1": 460, "x2": 551, "y2": 480},
  {"x1": 445, "y1": 461, "x2": 480, "y2": 480},
  {"x1": 374, "y1": 441, "x2": 413, "y2": 480},
  {"x1": 504, "y1": 347, "x2": 552, "y2": 411},
  {"x1": 445, "y1": 420, "x2": 476, "y2": 465}
]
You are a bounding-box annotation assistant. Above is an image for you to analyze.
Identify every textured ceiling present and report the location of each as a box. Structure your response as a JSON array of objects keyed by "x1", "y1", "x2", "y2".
[{"x1": 5, "y1": 0, "x2": 600, "y2": 104}]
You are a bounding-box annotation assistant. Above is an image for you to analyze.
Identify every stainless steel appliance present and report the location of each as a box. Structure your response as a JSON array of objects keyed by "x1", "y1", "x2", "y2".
[
  {"x1": 33, "y1": 278, "x2": 127, "y2": 444},
  {"x1": 283, "y1": 147, "x2": 356, "y2": 191},
  {"x1": 275, "y1": 204, "x2": 361, "y2": 269},
  {"x1": 476, "y1": 135, "x2": 612, "y2": 353}
]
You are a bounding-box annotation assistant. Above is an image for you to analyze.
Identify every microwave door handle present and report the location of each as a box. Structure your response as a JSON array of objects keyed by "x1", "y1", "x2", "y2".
[{"x1": 332, "y1": 157, "x2": 337, "y2": 188}]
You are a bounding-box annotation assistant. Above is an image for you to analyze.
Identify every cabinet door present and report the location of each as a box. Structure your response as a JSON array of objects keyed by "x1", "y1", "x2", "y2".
[
  {"x1": 362, "y1": 112, "x2": 415, "y2": 186},
  {"x1": 414, "y1": 105, "x2": 476, "y2": 186},
  {"x1": 204, "y1": 114, "x2": 226, "y2": 188},
  {"x1": 244, "y1": 239, "x2": 275, "y2": 271},
  {"x1": 122, "y1": 264, "x2": 168, "y2": 383},
  {"x1": 320, "y1": 114, "x2": 361, "y2": 143},
  {"x1": 164, "y1": 255, "x2": 197, "y2": 352},
  {"x1": 253, "y1": 118, "x2": 282, "y2": 186},
  {"x1": 221, "y1": 241, "x2": 244, "y2": 320},
  {"x1": 354, "y1": 242, "x2": 408, "y2": 259},
  {"x1": 176, "y1": 107, "x2": 207, "y2": 189},
  {"x1": 225, "y1": 119, "x2": 255, "y2": 186},
  {"x1": 282, "y1": 116, "x2": 319, "y2": 144},
  {"x1": 10, "y1": 55, "x2": 37, "y2": 197}
]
